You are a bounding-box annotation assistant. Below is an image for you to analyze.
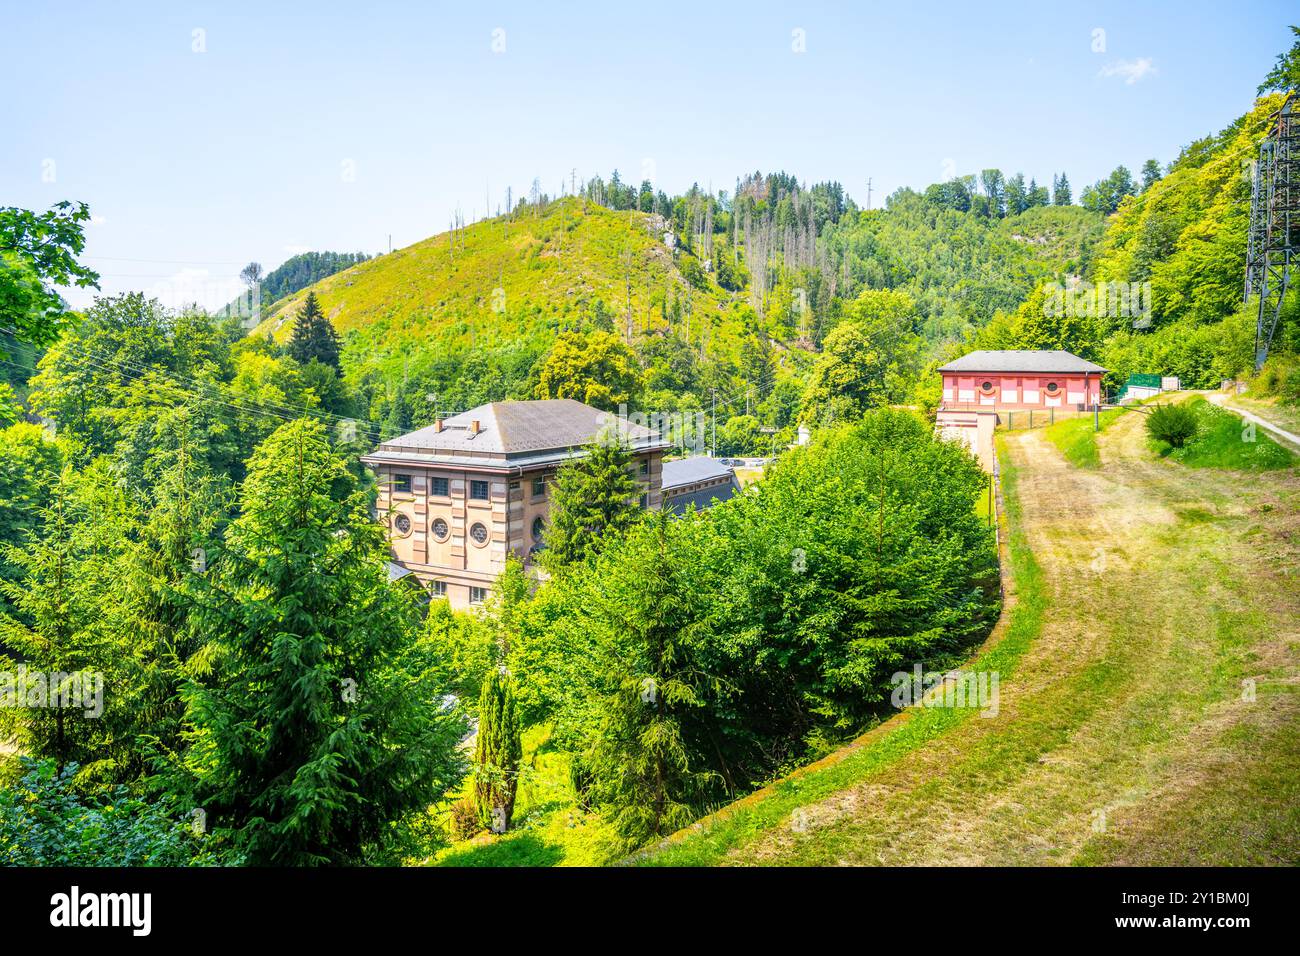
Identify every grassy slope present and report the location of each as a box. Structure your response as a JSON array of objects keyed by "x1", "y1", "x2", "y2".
[
  {"x1": 1156, "y1": 395, "x2": 1295, "y2": 470},
  {"x1": 637, "y1": 408, "x2": 1300, "y2": 865},
  {"x1": 255, "y1": 198, "x2": 745, "y2": 377},
  {"x1": 1044, "y1": 408, "x2": 1123, "y2": 468}
]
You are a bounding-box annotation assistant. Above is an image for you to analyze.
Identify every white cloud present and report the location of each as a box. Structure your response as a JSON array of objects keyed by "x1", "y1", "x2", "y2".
[
  {"x1": 88, "y1": 214, "x2": 108, "y2": 226},
  {"x1": 1098, "y1": 58, "x2": 1157, "y2": 85}
]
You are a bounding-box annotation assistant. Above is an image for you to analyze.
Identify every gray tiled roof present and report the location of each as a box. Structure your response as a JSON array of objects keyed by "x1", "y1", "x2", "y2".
[
  {"x1": 373, "y1": 399, "x2": 664, "y2": 458},
  {"x1": 661, "y1": 455, "x2": 734, "y2": 491},
  {"x1": 937, "y1": 350, "x2": 1107, "y2": 374}
]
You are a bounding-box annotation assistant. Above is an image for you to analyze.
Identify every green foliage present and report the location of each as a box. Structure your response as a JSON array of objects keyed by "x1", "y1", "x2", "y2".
[
  {"x1": 578, "y1": 513, "x2": 716, "y2": 847},
  {"x1": 257, "y1": 251, "x2": 371, "y2": 306},
  {"x1": 0, "y1": 758, "x2": 232, "y2": 866},
  {"x1": 287, "y1": 292, "x2": 341, "y2": 369},
  {"x1": 473, "y1": 670, "x2": 523, "y2": 832},
  {"x1": 539, "y1": 436, "x2": 642, "y2": 572},
  {"x1": 801, "y1": 289, "x2": 924, "y2": 424},
  {"x1": 1155, "y1": 398, "x2": 1293, "y2": 469},
  {"x1": 178, "y1": 419, "x2": 467, "y2": 865},
  {"x1": 1080, "y1": 166, "x2": 1136, "y2": 216},
  {"x1": 1258, "y1": 25, "x2": 1300, "y2": 94},
  {"x1": 515, "y1": 410, "x2": 998, "y2": 846},
  {"x1": 1146, "y1": 402, "x2": 1199, "y2": 448},
  {"x1": 534, "y1": 329, "x2": 642, "y2": 410},
  {"x1": 0, "y1": 202, "x2": 100, "y2": 355}
]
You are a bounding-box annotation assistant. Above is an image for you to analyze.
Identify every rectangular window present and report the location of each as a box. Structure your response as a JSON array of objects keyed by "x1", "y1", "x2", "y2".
[
  {"x1": 639, "y1": 459, "x2": 649, "y2": 476},
  {"x1": 470, "y1": 480, "x2": 490, "y2": 501},
  {"x1": 428, "y1": 580, "x2": 447, "y2": 599},
  {"x1": 531, "y1": 477, "x2": 545, "y2": 497},
  {"x1": 429, "y1": 476, "x2": 449, "y2": 497},
  {"x1": 392, "y1": 473, "x2": 412, "y2": 493},
  {"x1": 469, "y1": 586, "x2": 488, "y2": 605},
  {"x1": 639, "y1": 493, "x2": 648, "y2": 508}
]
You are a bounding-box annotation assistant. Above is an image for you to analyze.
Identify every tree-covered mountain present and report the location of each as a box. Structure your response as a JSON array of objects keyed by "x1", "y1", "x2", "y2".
[{"x1": 254, "y1": 171, "x2": 1102, "y2": 444}]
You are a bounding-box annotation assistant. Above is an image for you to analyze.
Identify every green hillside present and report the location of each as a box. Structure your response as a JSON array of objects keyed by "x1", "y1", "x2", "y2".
[{"x1": 258, "y1": 198, "x2": 743, "y2": 381}]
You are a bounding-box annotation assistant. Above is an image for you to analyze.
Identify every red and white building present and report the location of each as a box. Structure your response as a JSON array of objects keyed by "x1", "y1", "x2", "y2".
[
  {"x1": 938, "y1": 349, "x2": 1106, "y2": 411},
  {"x1": 935, "y1": 350, "x2": 1108, "y2": 470}
]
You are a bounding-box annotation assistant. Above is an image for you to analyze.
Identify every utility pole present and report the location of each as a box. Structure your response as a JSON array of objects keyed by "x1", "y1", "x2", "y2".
[{"x1": 866, "y1": 177, "x2": 872, "y2": 211}]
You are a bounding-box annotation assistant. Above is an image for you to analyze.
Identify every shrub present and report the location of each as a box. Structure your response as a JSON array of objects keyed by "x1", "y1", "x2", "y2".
[
  {"x1": 447, "y1": 796, "x2": 482, "y2": 842},
  {"x1": 0, "y1": 758, "x2": 233, "y2": 866},
  {"x1": 473, "y1": 670, "x2": 522, "y2": 832},
  {"x1": 1146, "y1": 403, "x2": 1199, "y2": 448}
]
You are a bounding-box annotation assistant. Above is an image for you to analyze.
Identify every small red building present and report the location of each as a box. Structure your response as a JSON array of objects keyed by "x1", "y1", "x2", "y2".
[
  {"x1": 935, "y1": 350, "x2": 1108, "y2": 471},
  {"x1": 938, "y1": 350, "x2": 1106, "y2": 411}
]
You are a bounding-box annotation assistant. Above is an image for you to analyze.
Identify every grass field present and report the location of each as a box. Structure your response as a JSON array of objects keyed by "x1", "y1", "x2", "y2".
[
  {"x1": 1154, "y1": 396, "x2": 1294, "y2": 470},
  {"x1": 635, "y1": 406, "x2": 1300, "y2": 865},
  {"x1": 1043, "y1": 407, "x2": 1123, "y2": 468}
]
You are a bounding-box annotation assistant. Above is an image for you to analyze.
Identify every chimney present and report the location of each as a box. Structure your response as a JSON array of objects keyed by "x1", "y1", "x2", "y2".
[
  {"x1": 470, "y1": 420, "x2": 481, "y2": 436},
  {"x1": 434, "y1": 419, "x2": 444, "y2": 433}
]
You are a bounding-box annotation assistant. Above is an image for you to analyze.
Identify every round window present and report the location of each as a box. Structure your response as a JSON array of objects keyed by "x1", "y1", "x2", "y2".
[
  {"x1": 393, "y1": 513, "x2": 411, "y2": 535},
  {"x1": 981, "y1": 381, "x2": 994, "y2": 392},
  {"x1": 431, "y1": 518, "x2": 449, "y2": 541},
  {"x1": 469, "y1": 522, "x2": 489, "y2": 546},
  {"x1": 532, "y1": 516, "x2": 545, "y2": 542},
  {"x1": 1046, "y1": 382, "x2": 1059, "y2": 393}
]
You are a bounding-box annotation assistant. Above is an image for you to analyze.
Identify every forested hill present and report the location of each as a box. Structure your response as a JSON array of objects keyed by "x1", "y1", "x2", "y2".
[
  {"x1": 968, "y1": 92, "x2": 1297, "y2": 392},
  {"x1": 255, "y1": 176, "x2": 1101, "y2": 440}
]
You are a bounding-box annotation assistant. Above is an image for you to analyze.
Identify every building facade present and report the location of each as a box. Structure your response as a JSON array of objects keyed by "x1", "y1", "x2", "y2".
[
  {"x1": 935, "y1": 350, "x2": 1108, "y2": 471},
  {"x1": 362, "y1": 399, "x2": 668, "y2": 609},
  {"x1": 937, "y1": 349, "x2": 1106, "y2": 411}
]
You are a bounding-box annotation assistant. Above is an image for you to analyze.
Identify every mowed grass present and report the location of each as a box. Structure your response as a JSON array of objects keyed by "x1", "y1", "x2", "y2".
[
  {"x1": 636, "y1": 408, "x2": 1300, "y2": 866},
  {"x1": 1154, "y1": 396, "x2": 1294, "y2": 470},
  {"x1": 1044, "y1": 407, "x2": 1123, "y2": 468}
]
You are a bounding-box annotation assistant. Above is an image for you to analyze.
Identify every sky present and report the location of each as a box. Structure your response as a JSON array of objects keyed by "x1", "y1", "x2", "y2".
[{"x1": 2, "y1": 0, "x2": 1295, "y2": 310}]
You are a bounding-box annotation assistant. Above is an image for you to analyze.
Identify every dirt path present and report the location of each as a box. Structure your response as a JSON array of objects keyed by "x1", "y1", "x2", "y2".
[{"x1": 716, "y1": 409, "x2": 1300, "y2": 865}]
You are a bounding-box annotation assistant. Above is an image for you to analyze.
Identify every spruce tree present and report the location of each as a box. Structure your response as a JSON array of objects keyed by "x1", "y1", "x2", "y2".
[
  {"x1": 179, "y1": 419, "x2": 466, "y2": 865},
  {"x1": 540, "y1": 435, "x2": 642, "y2": 573},
  {"x1": 580, "y1": 512, "x2": 714, "y2": 847},
  {"x1": 473, "y1": 669, "x2": 522, "y2": 832},
  {"x1": 287, "y1": 292, "x2": 341, "y2": 369},
  {"x1": 0, "y1": 465, "x2": 124, "y2": 775}
]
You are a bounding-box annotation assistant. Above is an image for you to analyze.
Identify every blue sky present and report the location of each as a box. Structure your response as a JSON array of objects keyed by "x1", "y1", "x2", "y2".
[{"x1": 2, "y1": 1, "x2": 1294, "y2": 309}]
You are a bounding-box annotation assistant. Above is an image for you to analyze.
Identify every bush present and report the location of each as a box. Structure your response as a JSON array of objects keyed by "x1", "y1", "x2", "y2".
[
  {"x1": 1146, "y1": 403, "x2": 1199, "y2": 448},
  {"x1": 447, "y1": 795, "x2": 482, "y2": 842},
  {"x1": 0, "y1": 758, "x2": 233, "y2": 866}
]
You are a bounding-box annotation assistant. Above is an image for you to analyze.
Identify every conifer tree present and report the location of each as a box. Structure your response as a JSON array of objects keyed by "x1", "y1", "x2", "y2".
[
  {"x1": 473, "y1": 669, "x2": 522, "y2": 832},
  {"x1": 0, "y1": 465, "x2": 123, "y2": 775},
  {"x1": 179, "y1": 419, "x2": 466, "y2": 865},
  {"x1": 287, "y1": 292, "x2": 341, "y2": 369},
  {"x1": 580, "y1": 512, "x2": 714, "y2": 847},
  {"x1": 539, "y1": 435, "x2": 642, "y2": 572}
]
